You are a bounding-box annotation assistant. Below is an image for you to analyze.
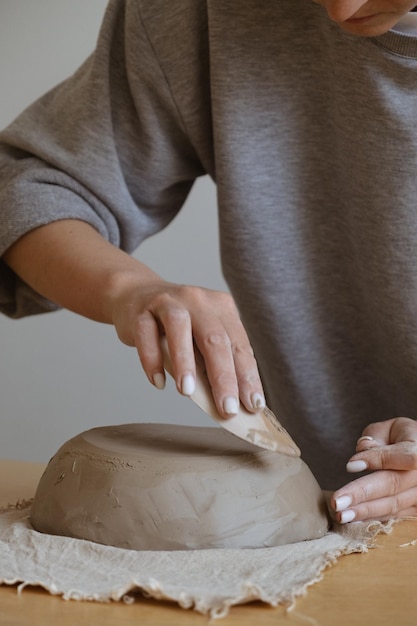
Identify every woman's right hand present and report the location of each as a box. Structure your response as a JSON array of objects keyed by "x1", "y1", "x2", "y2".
[
  {"x1": 110, "y1": 277, "x2": 266, "y2": 418},
  {"x1": 3, "y1": 219, "x2": 265, "y2": 419}
]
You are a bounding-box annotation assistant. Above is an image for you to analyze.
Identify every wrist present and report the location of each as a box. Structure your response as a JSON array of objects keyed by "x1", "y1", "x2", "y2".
[{"x1": 103, "y1": 262, "x2": 166, "y2": 326}]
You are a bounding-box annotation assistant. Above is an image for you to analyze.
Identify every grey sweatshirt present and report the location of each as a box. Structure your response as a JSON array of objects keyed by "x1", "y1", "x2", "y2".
[{"x1": 1, "y1": 0, "x2": 417, "y2": 488}]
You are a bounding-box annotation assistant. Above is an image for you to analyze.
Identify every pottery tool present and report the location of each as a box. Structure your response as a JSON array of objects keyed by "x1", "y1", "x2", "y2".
[{"x1": 160, "y1": 337, "x2": 301, "y2": 457}]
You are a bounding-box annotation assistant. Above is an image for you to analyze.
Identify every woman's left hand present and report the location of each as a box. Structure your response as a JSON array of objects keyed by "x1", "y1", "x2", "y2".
[{"x1": 330, "y1": 417, "x2": 417, "y2": 523}]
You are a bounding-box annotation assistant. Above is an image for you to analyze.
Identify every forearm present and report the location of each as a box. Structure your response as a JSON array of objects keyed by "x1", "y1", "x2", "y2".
[
  {"x1": 3, "y1": 218, "x2": 266, "y2": 418},
  {"x1": 2, "y1": 219, "x2": 161, "y2": 323}
]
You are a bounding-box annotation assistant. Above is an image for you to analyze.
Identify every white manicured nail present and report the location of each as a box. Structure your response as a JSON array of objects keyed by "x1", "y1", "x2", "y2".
[
  {"x1": 181, "y1": 374, "x2": 195, "y2": 396},
  {"x1": 346, "y1": 460, "x2": 368, "y2": 473},
  {"x1": 335, "y1": 495, "x2": 352, "y2": 512},
  {"x1": 251, "y1": 392, "x2": 266, "y2": 410},
  {"x1": 153, "y1": 372, "x2": 166, "y2": 390},
  {"x1": 340, "y1": 509, "x2": 356, "y2": 524},
  {"x1": 223, "y1": 396, "x2": 239, "y2": 415}
]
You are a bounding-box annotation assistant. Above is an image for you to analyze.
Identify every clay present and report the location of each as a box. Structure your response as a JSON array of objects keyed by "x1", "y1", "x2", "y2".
[{"x1": 30, "y1": 424, "x2": 329, "y2": 550}]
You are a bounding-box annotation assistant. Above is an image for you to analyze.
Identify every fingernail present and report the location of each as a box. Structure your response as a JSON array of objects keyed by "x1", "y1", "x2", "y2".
[
  {"x1": 340, "y1": 509, "x2": 356, "y2": 524},
  {"x1": 346, "y1": 460, "x2": 368, "y2": 473},
  {"x1": 181, "y1": 374, "x2": 195, "y2": 396},
  {"x1": 335, "y1": 495, "x2": 352, "y2": 512},
  {"x1": 153, "y1": 372, "x2": 166, "y2": 390},
  {"x1": 251, "y1": 392, "x2": 266, "y2": 410},
  {"x1": 223, "y1": 396, "x2": 239, "y2": 415}
]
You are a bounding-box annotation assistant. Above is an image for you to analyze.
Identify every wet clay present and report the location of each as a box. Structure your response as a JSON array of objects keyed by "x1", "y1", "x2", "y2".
[{"x1": 30, "y1": 424, "x2": 329, "y2": 550}]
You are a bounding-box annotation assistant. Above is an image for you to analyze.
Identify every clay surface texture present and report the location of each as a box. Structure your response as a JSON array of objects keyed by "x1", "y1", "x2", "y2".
[{"x1": 30, "y1": 424, "x2": 329, "y2": 550}]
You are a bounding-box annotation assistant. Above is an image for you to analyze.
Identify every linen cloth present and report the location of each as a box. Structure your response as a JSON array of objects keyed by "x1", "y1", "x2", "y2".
[{"x1": 0, "y1": 500, "x2": 393, "y2": 619}]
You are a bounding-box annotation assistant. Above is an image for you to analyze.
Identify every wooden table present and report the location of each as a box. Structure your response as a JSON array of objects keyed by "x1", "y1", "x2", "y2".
[{"x1": 1, "y1": 459, "x2": 417, "y2": 625}]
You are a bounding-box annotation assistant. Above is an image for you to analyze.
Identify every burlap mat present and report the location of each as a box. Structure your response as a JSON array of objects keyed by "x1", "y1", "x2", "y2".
[{"x1": 0, "y1": 500, "x2": 393, "y2": 619}]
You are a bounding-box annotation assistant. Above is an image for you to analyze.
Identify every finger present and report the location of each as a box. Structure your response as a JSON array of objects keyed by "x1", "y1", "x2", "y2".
[
  {"x1": 134, "y1": 311, "x2": 166, "y2": 389},
  {"x1": 356, "y1": 419, "x2": 398, "y2": 448},
  {"x1": 357, "y1": 417, "x2": 417, "y2": 449},
  {"x1": 208, "y1": 292, "x2": 265, "y2": 414},
  {"x1": 159, "y1": 305, "x2": 196, "y2": 397},
  {"x1": 231, "y1": 338, "x2": 266, "y2": 413},
  {"x1": 194, "y1": 322, "x2": 240, "y2": 418},
  {"x1": 220, "y1": 309, "x2": 265, "y2": 413},
  {"x1": 335, "y1": 484, "x2": 417, "y2": 523},
  {"x1": 193, "y1": 294, "x2": 265, "y2": 417},
  {"x1": 332, "y1": 469, "x2": 417, "y2": 518},
  {"x1": 347, "y1": 441, "x2": 417, "y2": 473},
  {"x1": 135, "y1": 291, "x2": 197, "y2": 396}
]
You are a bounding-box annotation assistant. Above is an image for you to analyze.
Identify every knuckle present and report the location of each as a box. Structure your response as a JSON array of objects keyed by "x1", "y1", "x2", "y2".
[
  {"x1": 389, "y1": 471, "x2": 402, "y2": 495},
  {"x1": 357, "y1": 482, "x2": 373, "y2": 501},
  {"x1": 150, "y1": 291, "x2": 172, "y2": 310},
  {"x1": 181, "y1": 285, "x2": 237, "y2": 313},
  {"x1": 176, "y1": 284, "x2": 199, "y2": 302},
  {"x1": 210, "y1": 370, "x2": 237, "y2": 390},
  {"x1": 135, "y1": 311, "x2": 154, "y2": 332},
  {"x1": 129, "y1": 313, "x2": 156, "y2": 347},
  {"x1": 202, "y1": 331, "x2": 231, "y2": 350},
  {"x1": 218, "y1": 291, "x2": 237, "y2": 311},
  {"x1": 358, "y1": 503, "x2": 372, "y2": 520},
  {"x1": 380, "y1": 448, "x2": 393, "y2": 468},
  {"x1": 148, "y1": 293, "x2": 189, "y2": 325},
  {"x1": 165, "y1": 306, "x2": 190, "y2": 325},
  {"x1": 241, "y1": 371, "x2": 260, "y2": 387},
  {"x1": 410, "y1": 445, "x2": 417, "y2": 469},
  {"x1": 232, "y1": 341, "x2": 255, "y2": 359},
  {"x1": 391, "y1": 494, "x2": 402, "y2": 516}
]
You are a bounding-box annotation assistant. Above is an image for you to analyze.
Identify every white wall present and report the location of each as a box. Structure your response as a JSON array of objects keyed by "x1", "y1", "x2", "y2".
[{"x1": 0, "y1": 0, "x2": 226, "y2": 461}]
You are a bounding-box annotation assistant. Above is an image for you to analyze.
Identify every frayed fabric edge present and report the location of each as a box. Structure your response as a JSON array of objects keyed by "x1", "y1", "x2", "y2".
[{"x1": 0, "y1": 500, "x2": 400, "y2": 620}]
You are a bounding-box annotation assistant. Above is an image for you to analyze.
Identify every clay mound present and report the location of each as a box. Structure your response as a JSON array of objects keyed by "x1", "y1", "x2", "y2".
[{"x1": 30, "y1": 423, "x2": 329, "y2": 550}]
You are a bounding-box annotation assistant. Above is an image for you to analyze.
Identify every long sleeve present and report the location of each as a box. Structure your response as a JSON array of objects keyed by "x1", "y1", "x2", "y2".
[{"x1": 0, "y1": 0, "x2": 207, "y2": 317}]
